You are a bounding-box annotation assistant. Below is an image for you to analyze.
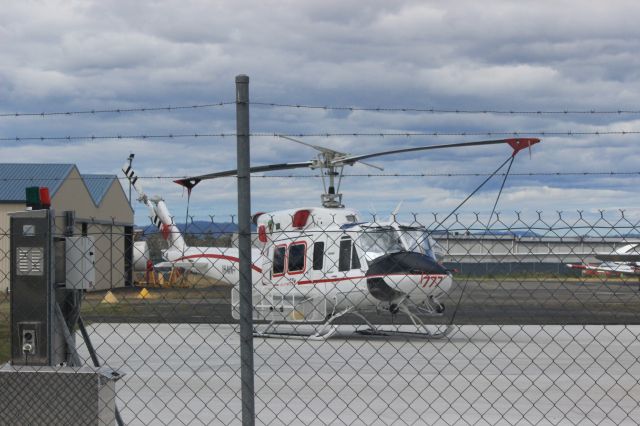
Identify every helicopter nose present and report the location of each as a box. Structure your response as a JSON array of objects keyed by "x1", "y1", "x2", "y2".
[
  {"x1": 366, "y1": 251, "x2": 448, "y2": 276},
  {"x1": 365, "y1": 252, "x2": 450, "y2": 302}
]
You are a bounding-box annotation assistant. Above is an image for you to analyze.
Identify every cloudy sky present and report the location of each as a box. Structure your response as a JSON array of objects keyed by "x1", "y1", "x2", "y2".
[{"x1": 1, "y1": 0, "x2": 639, "y2": 227}]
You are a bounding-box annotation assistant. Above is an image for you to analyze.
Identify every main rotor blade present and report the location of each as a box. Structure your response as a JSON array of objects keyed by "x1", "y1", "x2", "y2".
[
  {"x1": 174, "y1": 161, "x2": 314, "y2": 189},
  {"x1": 334, "y1": 138, "x2": 541, "y2": 166},
  {"x1": 278, "y1": 135, "x2": 346, "y2": 156},
  {"x1": 174, "y1": 138, "x2": 541, "y2": 190}
]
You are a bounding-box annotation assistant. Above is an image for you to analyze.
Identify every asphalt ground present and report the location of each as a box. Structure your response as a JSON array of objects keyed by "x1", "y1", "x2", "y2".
[{"x1": 81, "y1": 277, "x2": 640, "y2": 325}]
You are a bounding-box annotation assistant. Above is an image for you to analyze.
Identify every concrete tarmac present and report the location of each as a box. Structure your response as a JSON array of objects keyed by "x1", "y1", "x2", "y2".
[
  {"x1": 83, "y1": 323, "x2": 640, "y2": 425},
  {"x1": 77, "y1": 279, "x2": 640, "y2": 425}
]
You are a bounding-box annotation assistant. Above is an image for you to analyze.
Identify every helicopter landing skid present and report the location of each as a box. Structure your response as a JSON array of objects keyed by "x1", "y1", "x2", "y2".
[
  {"x1": 355, "y1": 304, "x2": 453, "y2": 339},
  {"x1": 254, "y1": 306, "x2": 453, "y2": 340},
  {"x1": 355, "y1": 325, "x2": 453, "y2": 339},
  {"x1": 254, "y1": 307, "x2": 354, "y2": 341}
]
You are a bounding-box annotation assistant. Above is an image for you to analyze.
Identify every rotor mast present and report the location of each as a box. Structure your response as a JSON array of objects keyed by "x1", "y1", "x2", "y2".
[
  {"x1": 281, "y1": 135, "x2": 370, "y2": 208},
  {"x1": 320, "y1": 161, "x2": 344, "y2": 208}
]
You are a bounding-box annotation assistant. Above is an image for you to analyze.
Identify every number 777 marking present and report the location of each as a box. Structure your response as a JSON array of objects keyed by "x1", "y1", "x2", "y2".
[{"x1": 420, "y1": 274, "x2": 444, "y2": 288}]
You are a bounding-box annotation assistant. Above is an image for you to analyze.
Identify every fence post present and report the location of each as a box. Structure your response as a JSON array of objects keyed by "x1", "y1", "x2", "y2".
[{"x1": 236, "y1": 74, "x2": 255, "y2": 425}]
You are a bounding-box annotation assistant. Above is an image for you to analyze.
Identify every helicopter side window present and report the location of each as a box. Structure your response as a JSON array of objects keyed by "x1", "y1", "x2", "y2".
[
  {"x1": 288, "y1": 242, "x2": 306, "y2": 274},
  {"x1": 339, "y1": 238, "x2": 362, "y2": 271},
  {"x1": 273, "y1": 246, "x2": 286, "y2": 276},
  {"x1": 338, "y1": 239, "x2": 351, "y2": 271},
  {"x1": 351, "y1": 244, "x2": 361, "y2": 270},
  {"x1": 313, "y1": 242, "x2": 324, "y2": 270}
]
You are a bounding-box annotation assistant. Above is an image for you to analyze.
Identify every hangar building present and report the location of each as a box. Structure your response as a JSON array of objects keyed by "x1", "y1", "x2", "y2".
[{"x1": 0, "y1": 164, "x2": 134, "y2": 291}]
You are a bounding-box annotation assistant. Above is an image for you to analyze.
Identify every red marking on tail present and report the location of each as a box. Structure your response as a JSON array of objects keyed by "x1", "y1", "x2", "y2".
[
  {"x1": 507, "y1": 138, "x2": 541, "y2": 156},
  {"x1": 161, "y1": 224, "x2": 171, "y2": 240},
  {"x1": 174, "y1": 178, "x2": 201, "y2": 197},
  {"x1": 567, "y1": 263, "x2": 587, "y2": 270}
]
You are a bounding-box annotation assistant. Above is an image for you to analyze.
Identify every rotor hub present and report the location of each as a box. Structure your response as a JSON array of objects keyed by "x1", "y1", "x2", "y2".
[{"x1": 321, "y1": 193, "x2": 344, "y2": 208}]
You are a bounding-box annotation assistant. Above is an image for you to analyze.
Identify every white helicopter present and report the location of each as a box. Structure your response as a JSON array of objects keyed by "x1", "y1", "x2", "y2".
[{"x1": 125, "y1": 137, "x2": 540, "y2": 339}]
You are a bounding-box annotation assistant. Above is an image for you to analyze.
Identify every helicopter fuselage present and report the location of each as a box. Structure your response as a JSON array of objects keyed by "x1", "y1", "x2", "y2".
[{"x1": 163, "y1": 206, "x2": 453, "y2": 322}]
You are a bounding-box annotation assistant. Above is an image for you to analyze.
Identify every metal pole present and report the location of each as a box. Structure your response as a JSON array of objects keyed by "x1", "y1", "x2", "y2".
[{"x1": 235, "y1": 74, "x2": 255, "y2": 425}]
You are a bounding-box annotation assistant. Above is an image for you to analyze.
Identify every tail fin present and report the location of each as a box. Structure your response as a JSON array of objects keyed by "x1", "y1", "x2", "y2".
[
  {"x1": 615, "y1": 244, "x2": 639, "y2": 255},
  {"x1": 122, "y1": 162, "x2": 187, "y2": 252}
]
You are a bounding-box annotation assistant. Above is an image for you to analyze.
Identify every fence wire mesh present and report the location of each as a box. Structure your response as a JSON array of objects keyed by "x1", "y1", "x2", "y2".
[{"x1": 1, "y1": 210, "x2": 640, "y2": 425}]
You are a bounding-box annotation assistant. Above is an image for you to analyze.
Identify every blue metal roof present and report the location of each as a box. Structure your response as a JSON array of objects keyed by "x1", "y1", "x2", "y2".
[
  {"x1": 0, "y1": 164, "x2": 119, "y2": 206},
  {"x1": 81, "y1": 174, "x2": 117, "y2": 205},
  {"x1": 0, "y1": 164, "x2": 75, "y2": 202}
]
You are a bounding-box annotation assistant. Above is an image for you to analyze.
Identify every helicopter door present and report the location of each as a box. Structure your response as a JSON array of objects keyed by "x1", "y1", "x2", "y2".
[
  {"x1": 312, "y1": 241, "x2": 325, "y2": 271},
  {"x1": 267, "y1": 244, "x2": 287, "y2": 285},
  {"x1": 322, "y1": 236, "x2": 362, "y2": 282},
  {"x1": 285, "y1": 241, "x2": 307, "y2": 281},
  {"x1": 339, "y1": 237, "x2": 361, "y2": 271},
  {"x1": 305, "y1": 240, "x2": 326, "y2": 282}
]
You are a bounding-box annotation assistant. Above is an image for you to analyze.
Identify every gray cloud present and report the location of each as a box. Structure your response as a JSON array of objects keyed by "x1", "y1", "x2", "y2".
[{"x1": 0, "y1": 0, "x2": 639, "y2": 223}]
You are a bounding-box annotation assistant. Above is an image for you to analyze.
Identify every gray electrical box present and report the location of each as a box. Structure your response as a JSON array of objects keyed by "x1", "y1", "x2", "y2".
[
  {"x1": 9, "y1": 209, "x2": 65, "y2": 366},
  {"x1": 66, "y1": 236, "x2": 96, "y2": 290},
  {"x1": 8, "y1": 208, "x2": 123, "y2": 424}
]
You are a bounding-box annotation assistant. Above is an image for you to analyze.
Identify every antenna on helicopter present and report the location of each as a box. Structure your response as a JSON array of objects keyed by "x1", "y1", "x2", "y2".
[
  {"x1": 174, "y1": 138, "x2": 541, "y2": 208},
  {"x1": 390, "y1": 201, "x2": 404, "y2": 221}
]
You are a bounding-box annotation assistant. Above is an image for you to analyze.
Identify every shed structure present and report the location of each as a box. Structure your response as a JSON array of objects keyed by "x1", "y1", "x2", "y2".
[{"x1": 0, "y1": 164, "x2": 134, "y2": 291}]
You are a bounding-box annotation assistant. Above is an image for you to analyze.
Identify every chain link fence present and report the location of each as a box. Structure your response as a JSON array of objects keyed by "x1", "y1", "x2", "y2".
[{"x1": 1, "y1": 210, "x2": 640, "y2": 425}]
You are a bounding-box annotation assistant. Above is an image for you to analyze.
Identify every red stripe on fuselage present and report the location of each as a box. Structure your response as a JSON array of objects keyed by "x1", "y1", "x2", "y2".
[
  {"x1": 174, "y1": 254, "x2": 263, "y2": 273},
  {"x1": 296, "y1": 276, "x2": 366, "y2": 285},
  {"x1": 295, "y1": 273, "x2": 448, "y2": 285}
]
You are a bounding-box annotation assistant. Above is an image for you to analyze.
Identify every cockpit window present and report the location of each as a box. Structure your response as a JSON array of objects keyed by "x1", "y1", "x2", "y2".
[
  {"x1": 399, "y1": 227, "x2": 440, "y2": 259},
  {"x1": 358, "y1": 227, "x2": 404, "y2": 254},
  {"x1": 399, "y1": 228, "x2": 429, "y2": 253},
  {"x1": 358, "y1": 225, "x2": 440, "y2": 261}
]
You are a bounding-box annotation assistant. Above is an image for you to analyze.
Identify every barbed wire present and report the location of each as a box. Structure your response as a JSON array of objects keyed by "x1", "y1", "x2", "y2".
[
  {"x1": 251, "y1": 101, "x2": 640, "y2": 115},
  {"x1": 4, "y1": 100, "x2": 640, "y2": 117},
  {"x1": 2, "y1": 130, "x2": 640, "y2": 142},
  {"x1": 0, "y1": 102, "x2": 235, "y2": 117},
  {"x1": 0, "y1": 133, "x2": 233, "y2": 142},
  {"x1": 1, "y1": 171, "x2": 638, "y2": 183}
]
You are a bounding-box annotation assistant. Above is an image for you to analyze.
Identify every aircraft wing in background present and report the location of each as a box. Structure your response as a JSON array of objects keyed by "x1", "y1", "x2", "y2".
[{"x1": 594, "y1": 254, "x2": 640, "y2": 262}]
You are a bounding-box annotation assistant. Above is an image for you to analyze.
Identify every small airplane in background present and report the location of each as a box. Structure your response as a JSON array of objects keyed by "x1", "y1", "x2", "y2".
[
  {"x1": 567, "y1": 243, "x2": 640, "y2": 277},
  {"x1": 125, "y1": 137, "x2": 540, "y2": 340}
]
